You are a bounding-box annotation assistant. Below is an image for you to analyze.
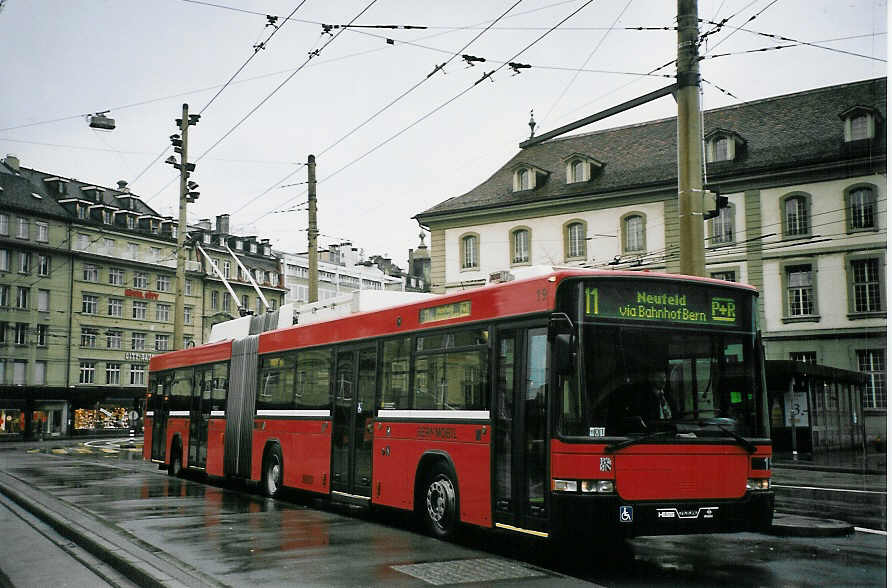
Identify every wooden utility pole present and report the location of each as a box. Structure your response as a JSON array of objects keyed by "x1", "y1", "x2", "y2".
[
  {"x1": 173, "y1": 103, "x2": 190, "y2": 349},
  {"x1": 676, "y1": 0, "x2": 705, "y2": 276},
  {"x1": 307, "y1": 154, "x2": 318, "y2": 303}
]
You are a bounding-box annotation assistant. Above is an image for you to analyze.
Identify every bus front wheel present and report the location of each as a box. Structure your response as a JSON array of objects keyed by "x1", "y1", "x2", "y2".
[
  {"x1": 422, "y1": 462, "x2": 458, "y2": 540},
  {"x1": 262, "y1": 445, "x2": 283, "y2": 497}
]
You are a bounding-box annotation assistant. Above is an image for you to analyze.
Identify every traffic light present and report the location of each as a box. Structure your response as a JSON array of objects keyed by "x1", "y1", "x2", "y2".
[{"x1": 703, "y1": 187, "x2": 728, "y2": 221}]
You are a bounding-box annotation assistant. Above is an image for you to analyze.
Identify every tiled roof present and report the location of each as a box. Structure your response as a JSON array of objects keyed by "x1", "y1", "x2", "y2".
[
  {"x1": 0, "y1": 166, "x2": 72, "y2": 219},
  {"x1": 417, "y1": 77, "x2": 886, "y2": 219}
]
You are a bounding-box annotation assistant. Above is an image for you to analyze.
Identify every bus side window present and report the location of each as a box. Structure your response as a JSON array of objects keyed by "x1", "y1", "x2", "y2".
[
  {"x1": 295, "y1": 348, "x2": 330, "y2": 410},
  {"x1": 381, "y1": 337, "x2": 410, "y2": 410}
]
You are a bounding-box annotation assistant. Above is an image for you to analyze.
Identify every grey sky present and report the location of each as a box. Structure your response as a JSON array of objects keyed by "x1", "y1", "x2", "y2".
[{"x1": 0, "y1": 0, "x2": 886, "y2": 265}]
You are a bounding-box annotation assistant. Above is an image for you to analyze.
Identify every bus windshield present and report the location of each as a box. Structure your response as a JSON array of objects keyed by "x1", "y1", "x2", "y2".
[{"x1": 558, "y1": 325, "x2": 765, "y2": 440}]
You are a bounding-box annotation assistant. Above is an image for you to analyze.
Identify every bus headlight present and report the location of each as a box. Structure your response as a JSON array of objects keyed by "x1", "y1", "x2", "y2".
[
  {"x1": 746, "y1": 478, "x2": 771, "y2": 490},
  {"x1": 553, "y1": 479, "x2": 578, "y2": 492},
  {"x1": 581, "y1": 480, "x2": 615, "y2": 493}
]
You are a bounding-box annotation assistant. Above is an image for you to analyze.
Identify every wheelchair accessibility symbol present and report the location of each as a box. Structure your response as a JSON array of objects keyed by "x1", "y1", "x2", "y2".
[{"x1": 619, "y1": 505, "x2": 633, "y2": 523}]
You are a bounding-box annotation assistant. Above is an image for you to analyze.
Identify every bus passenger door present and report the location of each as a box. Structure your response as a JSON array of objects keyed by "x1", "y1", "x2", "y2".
[
  {"x1": 332, "y1": 345, "x2": 377, "y2": 498},
  {"x1": 149, "y1": 379, "x2": 169, "y2": 462},
  {"x1": 188, "y1": 368, "x2": 211, "y2": 469},
  {"x1": 493, "y1": 326, "x2": 549, "y2": 535}
]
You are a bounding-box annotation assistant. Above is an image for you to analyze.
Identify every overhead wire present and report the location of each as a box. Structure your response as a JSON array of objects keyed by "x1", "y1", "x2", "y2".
[
  {"x1": 229, "y1": 0, "x2": 528, "y2": 217},
  {"x1": 144, "y1": 0, "x2": 381, "y2": 204},
  {"x1": 246, "y1": 0, "x2": 599, "y2": 227}
]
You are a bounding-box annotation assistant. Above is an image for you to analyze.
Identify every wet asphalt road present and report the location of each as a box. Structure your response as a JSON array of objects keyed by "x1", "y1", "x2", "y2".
[{"x1": 0, "y1": 440, "x2": 886, "y2": 587}]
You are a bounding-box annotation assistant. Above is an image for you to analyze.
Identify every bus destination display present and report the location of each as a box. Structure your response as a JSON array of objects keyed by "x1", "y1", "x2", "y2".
[{"x1": 583, "y1": 282, "x2": 741, "y2": 327}]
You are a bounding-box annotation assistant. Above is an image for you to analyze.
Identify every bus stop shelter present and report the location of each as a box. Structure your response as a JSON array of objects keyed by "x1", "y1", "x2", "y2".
[{"x1": 766, "y1": 360, "x2": 867, "y2": 455}]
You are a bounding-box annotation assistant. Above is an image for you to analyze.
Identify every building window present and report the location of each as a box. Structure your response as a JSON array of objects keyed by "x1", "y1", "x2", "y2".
[
  {"x1": 0, "y1": 214, "x2": 7, "y2": 235},
  {"x1": 33, "y1": 361, "x2": 46, "y2": 386},
  {"x1": 156, "y1": 303, "x2": 171, "y2": 322},
  {"x1": 16, "y1": 218, "x2": 29, "y2": 239},
  {"x1": 18, "y1": 251, "x2": 32, "y2": 274},
  {"x1": 242, "y1": 294, "x2": 250, "y2": 310},
  {"x1": 621, "y1": 213, "x2": 646, "y2": 253},
  {"x1": 108, "y1": 298, "x2": 123, "y2": 317},
  {"x1": 127, "y1": 243, "x2": 139, "y2": 259},
  {"x1": 37, "y1": 289, "x2": 49, "y2": 312},
  {"x1": 184, "y1": 306, "x2": 192, "y2": 325},
  {"x1": 565, "y1": 158, "x2": 589, "y2": 184},
  {"x1": 185, "y1": 279, "x2": 193, "y2": 296},
  {"x1": 109, "y1": 267, "x2": 124, "y2": 285},
  {"x1": 785, "y1": 264, "x2": 816, "y2": 318},
  {"x1": 256, "y1": 297, "x2": 263, "y2": 315},
  {"x1": 0, "y1": 323, "x2": 6, "y2": 344},
  {"x1": 850, "y1": 114, "x2": 870, "y2": 140},
  {"x1": 79, "y1": 361, "x2": 96, "y2": 384},
  {"x1": 850, "y1": 257, "x2": 883, "y2": 314},
  {"x1": 103, "y1": 237, "x2": 115, "y2": 253},
  {"x1": 846, "y1": 185, "x2": 878, "y2": 231},
  {"x1": 858, "y1": 349, "x2": 886, "y2": 409},
  {"x1": 83, "y1": 264, "x2": 99, "y2": 282},
  {"x1": 790, "y1": 351, "x2": 817, "y2": 364},
  {"x1": 37, "y1": 255, "x2": 49, "y2": 276},
  {"x1": 81, "y1": 327, "x2": 98, "y2": 348},
  {"x1": 222, "y1": 294, "x2": 230, "y2": 312},
  {"x1": 16, "y1": 287, "x2": 29, "y2": 309},
  {"x1": 235, "y1": 240, "x2": 243, "y2": 251},
  {"x1": 155, "y1": 334, "x2": 170, "y2": 351},
  {"x1": 106, "y1": 363, "x2": 121, "y2": 385},
  {"x1": 107, "y1": 330, "x2": 122, "y2": 349},
  {"x1": 565, "y1": 221, "x2": 587, "y2": 260},
  {"x1": 510, "y1": 228, "x2": 531, "y2": 265},
  {"x1": 156, "y1": 275, "x2": 171, "y2": 292},
  {"x1": 131, "y1": 333, "x2": 146, "y2": 351},
  {"x1": 14, "y1": 323, "x2": 28, "y2": 345},
  {"x1": 82, "y1": 294, "x2": 97, "y2": 314},
  {"x1": 126, "y1": 216, "x2": 136, "y2": 229},
  {"x1": 842, "y1": 108, "x2": 878, "y2": 142},
  {"x1": 130, "y1": 364, "x2": 147, "y2": 386},
  {"x1": 13, "y1": 360, "x2": 26, "y2": 385},
  {"x1": 77, "y1": 233, "x2": 89, "y2": 249},
  {"x1": 36, "y1": 324, "x2": 47, "y2": 346},
  {"x1": 211, "y1": 290, "x2": 219, "y2": 311},
  {"x1": 132, "y1": 301, "x2": 147, "y2": 320},
  {"x1": 250, "y1": 242, "x2": 258, "y2": 254},
  {"x1": 710, "y1": 205, "x2": 735, "y2": 245},
  {"x1": 781, "y1": 194, "x2": 810, "y2": 237},
  {"x1": 223, "y1": 260, "x2": 231, "y2": 279},
  {"x1": 460, "y1": 233, "x2": 479, "y2": 270},
  {"x1": 710, "y1": 270, "x2": 736, "y2": 282},
  {"x1": 706, "y1": 134, "x2": 737, "y2": 162},
  {"x1": 36, "y1": 222, "x2": 48, "y2": 242},
  {"x1": 133, "y1": 272, "x2": 148, "y2": 289},
  {"x1": 0, "y1": 249, "x2": 8, "y2": 271},
  {"x1": 0, "y1": 285, "x2": 7, "y2": 307}
]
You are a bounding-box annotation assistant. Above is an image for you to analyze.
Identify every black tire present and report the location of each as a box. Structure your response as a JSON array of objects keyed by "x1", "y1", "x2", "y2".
[
  {"x1": 262, "y1": 445, "x2": 283, "y2": 497},
  {"x1": 168, "y1": 440, "x2": 183, "y2": 477},
  {"x1": 421, "y1": 462, "x2": 459, "y2": 540}
]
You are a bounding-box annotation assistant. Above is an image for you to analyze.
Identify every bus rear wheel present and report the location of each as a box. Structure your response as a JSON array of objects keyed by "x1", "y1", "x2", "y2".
[
  {"x1": 422, "y1": 463, "x2": 458, "y2": 540},
  {"x1": 262, "y1": 445, "x2": 283, "y2": 497}
]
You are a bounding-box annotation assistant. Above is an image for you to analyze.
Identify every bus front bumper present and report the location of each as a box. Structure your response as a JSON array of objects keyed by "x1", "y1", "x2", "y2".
[{"x1": 550, "y1": 491, "x2": 774, "y2": 539}]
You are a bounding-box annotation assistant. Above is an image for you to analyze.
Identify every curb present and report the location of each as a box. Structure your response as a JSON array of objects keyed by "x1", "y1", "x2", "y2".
[
  {"x1": 773, "y1": 462, "x2": 886, "y2": 476},
  {"x1": 0, "y1": 470, "x2": 217, "y2": 588},
  {"x1": 768, "y1": 512, "x2": 855, "y2": 537}
]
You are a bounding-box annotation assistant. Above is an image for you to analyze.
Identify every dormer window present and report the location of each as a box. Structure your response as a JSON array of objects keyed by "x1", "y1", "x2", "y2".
[
  {"x1": 563, "y1": 153, "x2": 603, "y2": 184},
  {"x1": 705, "y1": 129, "x2": 744, "y2": 163},
  {"x1": 840, "y1": 106, "x2": 881, "y2": 142},
  {"x1": 511, "y1": 163, "x2": 548, "y2": 192},
  {"x1": 250, "y1": 242, "x2": 257, "y2": 254},
  {"x1": 235, "y1": 240, "x2": 243, "y2": 250},
  {"x1": 219, "y1": 236, "x2": 226, "y2": 246},
  {"x1": 102, "y1": 210, "x2": 113, "y2": 225},
  {"x1": 203, "y1": 233, "x2": 211, "y2": 244},
  {"x1": 43, "y1": 177, "x2": 69, "y2": 195}
]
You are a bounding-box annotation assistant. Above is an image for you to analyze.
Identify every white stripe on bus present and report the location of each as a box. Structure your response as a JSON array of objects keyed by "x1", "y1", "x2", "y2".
[
  {"x1": 210, "y1": 410, "x2": 225, "y2": 417},
  {"x1": 255, "y1": 409, "x2": 330, "y2": 418},
  {"x1": 145, "y1": 411, "x2": 154, "y2": 417},
  {"x1": 377, "y1": 410, "x2": 490, "y2": 420},
  {"x1": 169, "y1": 410, "x2": 189, "y2": 417}
]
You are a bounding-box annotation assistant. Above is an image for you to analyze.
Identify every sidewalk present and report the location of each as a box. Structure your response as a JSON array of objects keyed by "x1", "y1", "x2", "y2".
[{"x1": 772, "y1": 448, "x2": 886, "y2": 475}]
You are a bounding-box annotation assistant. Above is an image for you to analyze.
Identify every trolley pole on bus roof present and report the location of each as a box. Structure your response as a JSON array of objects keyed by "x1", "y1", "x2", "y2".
[
  {"x1": 307, "y1": 154, "x2": 318, "y2": 303},
  {"x1": 676, "y1": 0, "x2": 706, "y2": 277}
]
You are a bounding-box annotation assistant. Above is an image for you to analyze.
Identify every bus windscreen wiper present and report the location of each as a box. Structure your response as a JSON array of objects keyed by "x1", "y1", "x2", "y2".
[
  {"x1": 605, "y1": 430, "x2": 675, "y2": 453},
  {"x1": 716, "y1": 424, "x2": 757, "y2": 454}
]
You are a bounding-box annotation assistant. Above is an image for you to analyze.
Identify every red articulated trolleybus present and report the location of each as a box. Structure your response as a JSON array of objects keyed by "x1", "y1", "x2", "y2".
[{"x1": 144, "y1": 269, "x2": 773, "y2": 541}]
